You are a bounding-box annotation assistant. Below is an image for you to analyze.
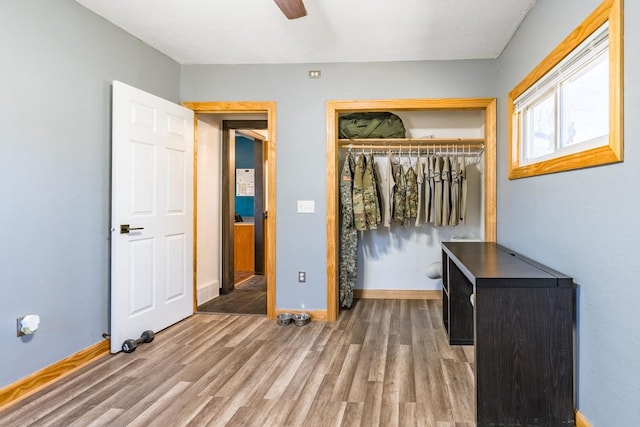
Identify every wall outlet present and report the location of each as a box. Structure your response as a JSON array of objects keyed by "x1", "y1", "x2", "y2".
[{"x1": 298, "y1": 271, "x2": 306, "y2": 283}]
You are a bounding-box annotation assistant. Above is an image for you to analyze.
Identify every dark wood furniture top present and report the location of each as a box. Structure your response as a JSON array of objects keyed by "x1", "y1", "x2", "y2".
[{"x1": 443, "y1": 241, "x2": 572, "y2": 288}]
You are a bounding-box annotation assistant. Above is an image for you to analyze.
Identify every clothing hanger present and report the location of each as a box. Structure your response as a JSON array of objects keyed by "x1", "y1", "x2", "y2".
[{"x1": 474, "y1": 145, "x2": 483, "y2": 172}]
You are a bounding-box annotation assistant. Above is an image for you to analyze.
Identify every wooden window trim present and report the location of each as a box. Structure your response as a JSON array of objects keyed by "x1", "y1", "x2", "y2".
[{"x1": 508, "y1": 0, "x2": 623, "y2": 179}]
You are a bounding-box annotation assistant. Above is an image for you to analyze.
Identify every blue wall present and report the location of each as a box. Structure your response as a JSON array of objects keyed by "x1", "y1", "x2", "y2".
[
  {"x1": 0, "y1": 0, "x2": 181, "y2": 388},
  {"x1": 496, "y1": 0, "x2": 640, "y2": 423},
  {"x1": 235, "y1": 136, "x2": 255, "y2": 218}
]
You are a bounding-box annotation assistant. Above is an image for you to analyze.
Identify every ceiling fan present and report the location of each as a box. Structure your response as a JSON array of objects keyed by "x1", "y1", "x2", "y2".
[{"x1": 274, "y1": 0, "x2": 307, "y2": 19}]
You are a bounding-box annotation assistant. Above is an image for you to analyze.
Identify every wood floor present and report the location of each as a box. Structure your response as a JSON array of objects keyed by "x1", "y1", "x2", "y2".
[
  {"x1": 0, "y1": 299, "x2": 475, "y2": 426},
  {"x1": 234, "y1": 271, "x2": 254, "y2": 284},
  {"x1": 197, "y1": 275, "x2": 267, "y2": 315}
]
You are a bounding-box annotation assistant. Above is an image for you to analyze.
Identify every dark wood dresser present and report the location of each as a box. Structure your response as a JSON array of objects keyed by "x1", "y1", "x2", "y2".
[{"x1": 442, "y1": 242, "x2": 575, "y2": 427}]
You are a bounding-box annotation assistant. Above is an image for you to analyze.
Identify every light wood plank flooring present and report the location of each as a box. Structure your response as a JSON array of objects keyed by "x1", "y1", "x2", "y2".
[{"x1": 0, "y1": 299, "x2": 475, "y2": 426}]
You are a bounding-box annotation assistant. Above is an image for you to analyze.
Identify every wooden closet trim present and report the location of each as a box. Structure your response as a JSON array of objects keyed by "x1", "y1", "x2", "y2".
[{"x1": 326, "y1": 98, "x2": 497, "y2": 321}]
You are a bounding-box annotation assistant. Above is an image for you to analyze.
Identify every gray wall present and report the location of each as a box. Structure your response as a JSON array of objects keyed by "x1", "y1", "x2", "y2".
[
  {"x1": 0, "y1": 0, "x2": 180, "y2": 388},
  {"x1": 496, "y1": 0, "x2": 640, "y2": 423},
  {"x1": 181, "y1": 61, "x2": 497, "y2": 310}
]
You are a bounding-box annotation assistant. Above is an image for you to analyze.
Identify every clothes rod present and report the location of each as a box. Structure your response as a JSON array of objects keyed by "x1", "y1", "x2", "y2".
[
  {"x1": 343, "y1": 144, "x2": 484, "y2": 151},
  {"x1": 338, "y1": 137, "x2": 484, "y2": 146},
  {"x1": 347, "y1": 150, "x2": 484, "y2": 157}
]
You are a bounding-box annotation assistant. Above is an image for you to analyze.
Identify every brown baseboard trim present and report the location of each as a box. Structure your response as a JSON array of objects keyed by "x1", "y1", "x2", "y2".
[
  {"x1": 275, "y1": 309, "x2": 328, "y2": 321},
  {"x1": 354, "y1": 289, "x2": 441, "y2": 300},
  {"x1": 0, "y1": 340, "x2": 110, "y2": 411},
  {"x1": 576, "y1": 410, "x2": 591, "y2": 427}
]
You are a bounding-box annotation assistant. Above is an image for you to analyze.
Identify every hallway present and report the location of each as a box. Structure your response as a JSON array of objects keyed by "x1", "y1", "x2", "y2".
[{"x1": 197, "y1": 275, "x2": 267, "y2": 315}]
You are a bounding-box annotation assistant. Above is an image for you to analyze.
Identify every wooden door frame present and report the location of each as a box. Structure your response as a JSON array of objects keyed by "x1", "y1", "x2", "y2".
[
  {"x1": 183, "y1": 101, "x2": 277, "y2": 320},
  {"x1": 325, "y1": 98, "x2": 497, "y2": 321}
]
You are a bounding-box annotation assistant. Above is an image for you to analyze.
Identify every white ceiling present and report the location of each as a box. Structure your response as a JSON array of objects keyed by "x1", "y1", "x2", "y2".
[{"x1": 75, "y1": 0, "x2": 536, "y2": 65}]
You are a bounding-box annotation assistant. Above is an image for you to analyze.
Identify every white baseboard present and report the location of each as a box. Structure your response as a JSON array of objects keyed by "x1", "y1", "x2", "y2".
[{"x1": 197, "y1": 280, "x2": 219, "y2": 305}]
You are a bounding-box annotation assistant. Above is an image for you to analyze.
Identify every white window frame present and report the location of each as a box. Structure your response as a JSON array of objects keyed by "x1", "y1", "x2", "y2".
[{"x1": 508, "y1": 0, "x2": 623, "y2": 179}]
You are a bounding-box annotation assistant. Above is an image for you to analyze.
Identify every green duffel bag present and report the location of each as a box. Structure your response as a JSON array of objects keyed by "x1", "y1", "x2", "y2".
[{"x1": 339, "y1": 112, "x2": 406, "y2": 139}]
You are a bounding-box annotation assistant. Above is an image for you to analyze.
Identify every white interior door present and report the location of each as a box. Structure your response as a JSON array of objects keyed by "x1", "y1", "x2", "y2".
[{"x1": 111, "y1": 81, "x2": 194, "y2": 354}]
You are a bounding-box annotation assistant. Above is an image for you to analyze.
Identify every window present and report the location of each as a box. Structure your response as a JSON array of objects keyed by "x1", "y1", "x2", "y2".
[{"x1": 508, "y1": 0, "x2": 623, "y2": 179}]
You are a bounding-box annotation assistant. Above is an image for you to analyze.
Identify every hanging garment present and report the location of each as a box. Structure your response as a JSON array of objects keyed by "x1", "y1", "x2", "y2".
[
  {"x1": 441, "y1": 156, "x2": 451, "y2": 226},
  {"x1": 363, "y1": 153, "x2": 380, "y2": 230},
  {"x1": 404, "y1": 162, "x2": 418, "y2": 227},
  {"x1": 381, "y1": 153, "x2": 396, "y2": 228},
  {"x1": 372, "y1": 154, "x2": 384, "y2": 226},
  {"x1": 415, "y1": 155, "x2": 425, "y2": 226},
  {"x1": 450, "y1": 156, "x2": 460, "y2": 226},
  {"x1": 339, "y1": 153, "x2": 357, "y2": 309},
  {"x1": 460, "y1": 156, "x2": 468, "y2": 223},
  {"x1": 433, "y1": 157, "x2": 443, "y2": 226},
  {"x1": 392, "y1": 163, "x2": 406, "y2": 225},
  {"x1": 353, "y1": 153, "x2": 367, "y2": 231},
  {"x1": 427, "y1": 155, "x2": 435, "y2": 223}
]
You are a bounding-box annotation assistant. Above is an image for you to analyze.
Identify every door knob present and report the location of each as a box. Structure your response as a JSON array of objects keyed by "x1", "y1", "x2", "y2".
[{"x1": 120, "y1": 224, "x2": 144, "y2": 234}]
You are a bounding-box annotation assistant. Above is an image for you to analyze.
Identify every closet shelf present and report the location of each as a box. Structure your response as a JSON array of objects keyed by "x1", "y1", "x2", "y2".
[{"x1": 338, "y1": 137, "x2": 484, "y2": 146}]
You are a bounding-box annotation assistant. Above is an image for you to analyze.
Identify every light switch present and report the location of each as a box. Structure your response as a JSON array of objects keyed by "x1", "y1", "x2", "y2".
[{"x1": 297, "y1": 200, "x2": 315, "y2": 214}]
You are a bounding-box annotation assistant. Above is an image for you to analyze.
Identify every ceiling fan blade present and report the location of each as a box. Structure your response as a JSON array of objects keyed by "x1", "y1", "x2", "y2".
[{"x1": 274, "y1": 0, "x2": 307, "y2": 20}]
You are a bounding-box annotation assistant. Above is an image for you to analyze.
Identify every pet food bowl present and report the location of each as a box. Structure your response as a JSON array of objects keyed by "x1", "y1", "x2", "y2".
[
  {"x1": 277, "y1": 313, "x2": 293, "y2": 326},
  {"x1": 293, "y1": 313, "x2": 311, "y2": 326}
]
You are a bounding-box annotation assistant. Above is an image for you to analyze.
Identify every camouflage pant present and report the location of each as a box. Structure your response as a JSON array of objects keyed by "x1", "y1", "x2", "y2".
[
  {"x1": 339, "y1": 154, "x2": 357, "y2": 308},
  {"x1": 339, "y1": 226, "x2": 357, "y2": 309}
]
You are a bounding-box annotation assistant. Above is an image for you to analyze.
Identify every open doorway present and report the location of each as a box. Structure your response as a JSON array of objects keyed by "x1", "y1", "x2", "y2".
[
  {"x1": 198, "y1": 121, "x2": 268, "y2": 315},
  {"x1": 182, "y1": 101, "x2": 276, "y2": 319}
]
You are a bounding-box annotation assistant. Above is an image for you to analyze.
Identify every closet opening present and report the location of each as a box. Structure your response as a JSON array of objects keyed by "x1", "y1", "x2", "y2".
[{"x1": 326, "y1": 99, "x2": 496, "y2": 321}]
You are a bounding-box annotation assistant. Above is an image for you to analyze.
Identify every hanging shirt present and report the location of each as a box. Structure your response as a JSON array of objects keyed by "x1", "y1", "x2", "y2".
[
  {"x1": 460, "y1": 156, "x2": 468, "y2": 223},
  {"x1": 392, "y1": 162, "x2": 406, "y2": 225},
  {"x1": 433, "y1": 156, "x2": 443, "y2": 227},
  {"x1": 362, "y1": 153, "x2": 379, "y2": 230},
  {"x1": 371, "y1": 154, "x2": 383, "y2": 225},
  {"x1": 340, "y1": 153, "x2": 355, "y2": 229},
  {"x1": 415, "y1": 155, "x2": 425, "y2": 226},
  {"x1": 442, "y1": 156, "x2": 451, "y2": 226},
  {"x1": 427, "y1": 155, "x2": 435, "y2": 224},
  {"x1": 378, "y1": 154, "x2": 395, "y2": 228},
  {"x1": 450, "y1": 156, "x2": 460, "y2": 227},
  {"x1": 353, "y1": 153, "x2": 367, "y2": 231},
  {"x1": 404, "y1": 162, "x2": 418, "y2": 227}
]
